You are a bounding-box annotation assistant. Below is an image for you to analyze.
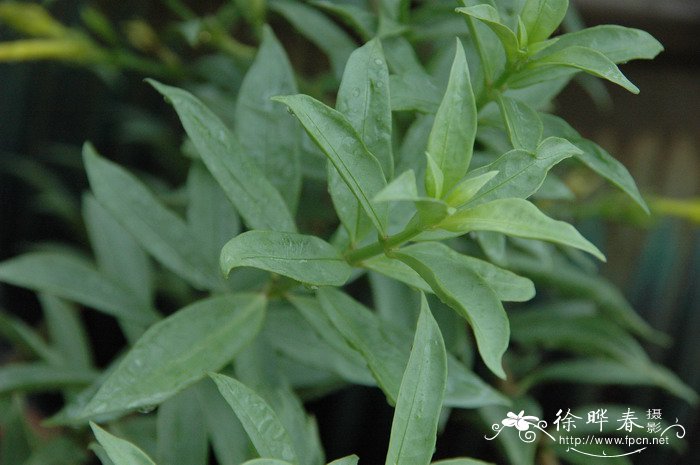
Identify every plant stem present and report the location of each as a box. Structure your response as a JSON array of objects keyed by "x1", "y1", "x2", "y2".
[{"x1": 344, "y1": 223, "x2": 424, "y2": 265}]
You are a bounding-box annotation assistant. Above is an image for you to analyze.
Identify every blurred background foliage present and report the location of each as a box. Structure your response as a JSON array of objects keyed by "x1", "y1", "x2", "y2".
[{"x1": 0, "y1": 0, "x2": 697, "y2": 464}]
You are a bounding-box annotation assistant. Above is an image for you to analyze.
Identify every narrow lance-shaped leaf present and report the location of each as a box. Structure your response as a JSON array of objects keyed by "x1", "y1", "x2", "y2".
[
  {"x1": 90, "y1": 423, "x2": 156, "y2": 465},
  {"x1": 392, "y1": 243, "x2": 509, "y2": 378},
  {"x1": 274, "y1": 94, "x2": 388, "y2": 235},
  {"x1": 331, "y1": 38, "x2": 392, "y2": 243},
  {"x1": 519, "y1": 0, "x2": 568, "y2": 44},
  {"x1": 0, "y1": 252, "x2": 157, "y2": 325},
  {"x1": 220, "y1": 230, "x2": 352, "y2": 286},
  {"x1": 328, "y1": 456, "x2": 360, "y2": 465},
  {"x1": 81, "y1": 294, "x2": 266, "y2": 419},
  {"x1": 311, "y1": 1, "x2": 376, "y2": 40},
  {"x1": 236, "y1": 26, "x2": 302, "y2": 213},
  {"x1": 440, "y1": 198, "x2": 605, "y2": 261},
  {"x1": 148, "y1": 80, "x2": 296, "y2": 233},
  {"x1": 210, "y1": 373, "x2": 299, "y2": 463},
  {"x1": 496, "y1": 94, "x2": 543, "y2": 151},
  {"x1": 156, "y1": 386, "x2": 208, "y2": 465},
  {"x1": 40, "y1": 295, "x2": 92, "y2": 369},
  {"x1": 385, "y1": 295, "x2": 447, "y2": 465},
  {"x1": 0, "y1": 363, "x2": 98, "y2": 395},
  {"x1": 426, "y1": 39, "x2": 477, "y2": 197},
  {"x1": 83, "y1": 144, "x2": 221, "y2": 290},
  {"x1": 456, "y1": 5, "x2": 520, "y2": 64},
  {"x1": 509, "y1": 46, "x2": 640, "y2": 93}
]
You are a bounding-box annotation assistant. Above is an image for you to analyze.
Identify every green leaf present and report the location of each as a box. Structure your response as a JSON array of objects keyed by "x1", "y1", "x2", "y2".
[
  {"x1": 269, "y1": 0, "x2": 356, "y2": 79},
  {"x1": 426, "y1": 39, "x2": 477, "y2": 197},
  {"x1": 90, "y1": 423, "x2": 157, "y2": 465},
  {"x1": 83, "y1": 194, "x2": 153, "y2": 308},
  {"x1": 328, "y1": 456, "x2": 359, "y2": 465},
  {"x1": 444, "y1": 171, "x2": 499, "y2": 208},
  {"x1": 509, "y1": 46, "x2": 639, "y2": 93},
  {"x1": 465, "y1": 137, "x2": 580, "y2": 206},
  {"x1": 220, "y1": 230, "x2": 352, "y2": 286},
  {"x1": 389, "y1": 73, "x2": 442, "y2": 113},
  {"x1": 536, "y1": 25, "x2": 663, "y2": 63},
  {"x1": 148, "y1": 80, "x2": 296, "y2": 233},
  {"x1": 0, "y1": 308, "x2": 60, "y2": 365},
  {"x1": 385, "y1": 295, "x2": 447, "y2": 465},
  {"x1": 83, "y1": 144, "x2": 221, "y2": 290},
  {"x1": 496, "y1": 94, "x2": 543, "y2": 151},
  {"x1": 311, "y1": 2, "x2": 376, "y2": 40},
  {"x1": 456, "y1": 5, "x2": 520, "y2": 64},
  {"x1": 0, "y1": 363, "x2": 98, "y2": 394},
  {"x1": 236, "y1": 26, "x2": 302, "y2": 213},
  {"x1": 522, "y1": 359, "x2": 698, "y2": 404},
  {"x1": 241, "y1": 460, "x2": 295, "y2": 465},
  {"x1": 441, "y1": 198, "x2": 605, "y2": 261},
  {"x1": 274, "y1": 94, "x2": 388, "y2": 235},
  {"x1": 519, "y1": 0, "x2": 568, "y2": 44},
  {"x1": 195, "y1": 379, "x2": 250, "y2": 465},
  {"x1": 0, "y1": 252, "x2": 157, "y2": 324},
  {"x1": 375, "y1": 170, "x2": 452, "y2": 225},
  {"x1": 40, "y1": 295, "x2": 92, "y2": 369},
  {"x1": 157, "y1": 385, "x2": 208, "y2": 465},
  {"x1": 392, "y1": 243, "x2": 509, "y2": 378},
  {"x1": 81, "y1": 294, "x2": 266, "y2": 418},
  {"x1": 432, "y1": 459, "x2": 493, "y2": 465},
  {"x1": 331, "y1": 38, "x2": 392, "y2": 242},
  {"x1": 210, "y1": 373, "x2": 299, "y2": 463}
]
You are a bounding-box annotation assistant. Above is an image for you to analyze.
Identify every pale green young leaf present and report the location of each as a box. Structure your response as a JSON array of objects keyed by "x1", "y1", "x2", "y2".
[
  {"x1": 522, "y1": 359, "x2": 697, "y2": 404},
  {"x1": 220, "y1": 230, "x2": 352, "y2": 286},
  {"x1": 236, "y1": 26, "x2": 301, "y2": 213},
  {"x1": 81, "y1": 294, "x2": 266, "y2": 418},
  {"x1": 375, "y1": 170, "x2": 452, "y2": 225},
  {"x1": 519, "y1": 0, "x2": 568, "y2": 44},
  {"x1": 456, "y1": 5, "x2": 520, "y2": 64},
  {"x1": 509, "y1": 46, "x2": 639, "y2": 93},
  {"x1": 39, "y1": 295, "x2": 92, "y2": 369},
  {"x1": 496, "y1": 94, "x2": 543, "y2": 151},
  {"x1": 440, "y1": 198, "x2": 605, "y2": 261},
  {"x1": 444, "y1": 171, "x2": 499, "y2": 208},
  {"x1": 424, "y1": 152, "x2": 445, "y2": 200},
  {"x1": 392, "y1": 244, "x2": 509, "y2": 378},
  {"x1": 148, "y1": 80, "x2": 296, "y2": 233},
  {"x1": 331, "y1": 38, "x2": 392, "y2": 243},
  {"x1": 186, "y1": 162, "x2": 241, "y2": 263},
  {"x1": 426, "y1": 40, "x2": 477, "y2": 197},
  {"x1": 274, "y1": 94, "x2": 388, "y2": 235},
  {"x1": 464, "y1": 137, "x2": 581, "y2": 206},
  {"x1": 83, "y1": 145, "x2": 221, "y2": 290},
  {"x1": 209, "y1": 373, "x2": 299, "y2": 463},
  {"x1": 90, "y1": 423, "x2": 156, "y2": 465},
  {"x1": 269, "y1": 0, "x2": 355, "y2": 79},
  {"x1": 328, "y1": 456, "x2": 359, "y2": 465},
  {"x1": 0, "y1": 252, "x2": 157, "y2": 325},
  {"x1": 385, "y1": 295, "x2": 447, "y2": 465},
  {"x1": 311, "y1": 1, "x2": 376, "y2": 40},
  {"x1": 0, "y1": 363, "x2": 98, "y2": 395},
  {"x1": 83, "y1": 194, "x2": 153, "y2": 308},
  {"x1": 157, "y1": 386, "x2": 208, "y2": 465},
  {"x1": 535, "y1": 25, "x2": 663, "y2": 63}
]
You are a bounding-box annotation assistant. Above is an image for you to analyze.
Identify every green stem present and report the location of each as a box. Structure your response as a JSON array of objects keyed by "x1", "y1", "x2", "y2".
[{"x1": 344, "y1": 223, "x2": 423, "y2": 265}]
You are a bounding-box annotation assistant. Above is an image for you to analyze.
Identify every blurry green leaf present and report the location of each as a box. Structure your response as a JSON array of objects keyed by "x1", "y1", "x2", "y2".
[
  {"x1": 536, "y1": 25, "x2": 663, "y2": 63},
  {"x1": 496, "y1": 94, "x2": 542, "y2": 151},
  {"x1": 81, "y1": 294, "x2": 266, "y2": 418},
  {"x1": 369, "y1": 270, "x2": 421, "y2": 329},
  {"x1": 509, "y1": 46, "x2": 639, "y2": 93},
  {"x1": 269, "y1": 0, "x2": 355, "y2": 79},
  {"x1": 40, "y1": 294, "x2": 92, "y2": 369},
  {"x1": 0, "y1": 38, "x2": 101, "y2": 62},
  {"x1": 210, "y1": 373, "x2": 298, "y2": 463},
  {"x1": 90, "y1": 423, "x2": 156, "y2": 465},
  {"x1": 328, "y1": 456, "x2": 359, "y2": 465},
  {"x1": 311, "y1": 2, "x2": 376, "y2": 39},
  {"x1": 522, "y1": 359, "x2": 698, "y2": 404},
  {"x1": 519, "y1": 0, "x2": 568, "y2": 44},
  {"x1": 0, "y1": 363, "x2": 97, "y2": 394},
  {"x1": 466, "y1": 137, "x2": 580, "y2": 206},
  {"x1": 385, "y1": 295, "x2": 447, "y2": 465},
  {"x1": 83, "y1": 144, "x2": 220, "y2": 290},
  {"x1": 83, "y1": 194, "x2": 153, "y2": 310},
  {"x1": 274, "y1": 94, "x2": 388, "y2": 235},
  {"x1": 0, "y1": 252, "x2": 157, "y2": 324},
  {"x1": 236, "y1": 26, "x2": 302, "y2": 213},
  {"x1": 148, "y1": 80, "x2": 296, "y2": 233},
  {"x1": 0, "y1": 2, "x2": 70, "y2": 37},
  {"x1": 444, "y1": 198, "x2": 604, "y2": 259},
  {"x1": 220, "y1": 230, "x2": 352, "y2": 286},
  {"x1": 157, "y1": 386, "x2": 208, "y2": 465},
  {"x1": 23, "y1": 436, "x2": 88, "y2": 465},
  {"x1": 0, "y1": 309, "x2": 60, "y2": 364},
  {"x1": 331, "y1": 38, "x2": 392, "y2": 242},
  {"x1": 426, "y1": 40, "x2": 477, "y2": 197},
  {"x1": 196, "y1": 379, "x2": 250, "y2": 465},
  {"x1": 392, "y1": 243, "x2": 509, "y2": 378}
]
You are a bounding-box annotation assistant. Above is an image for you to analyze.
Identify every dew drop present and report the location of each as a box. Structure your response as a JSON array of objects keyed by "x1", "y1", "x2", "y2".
[
  {"x1": 138, "y1": 404, "x2": 157, "y2": 414},
  {"x1": 374, "y1": 58, "x2": 383, "y2": 66}
]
